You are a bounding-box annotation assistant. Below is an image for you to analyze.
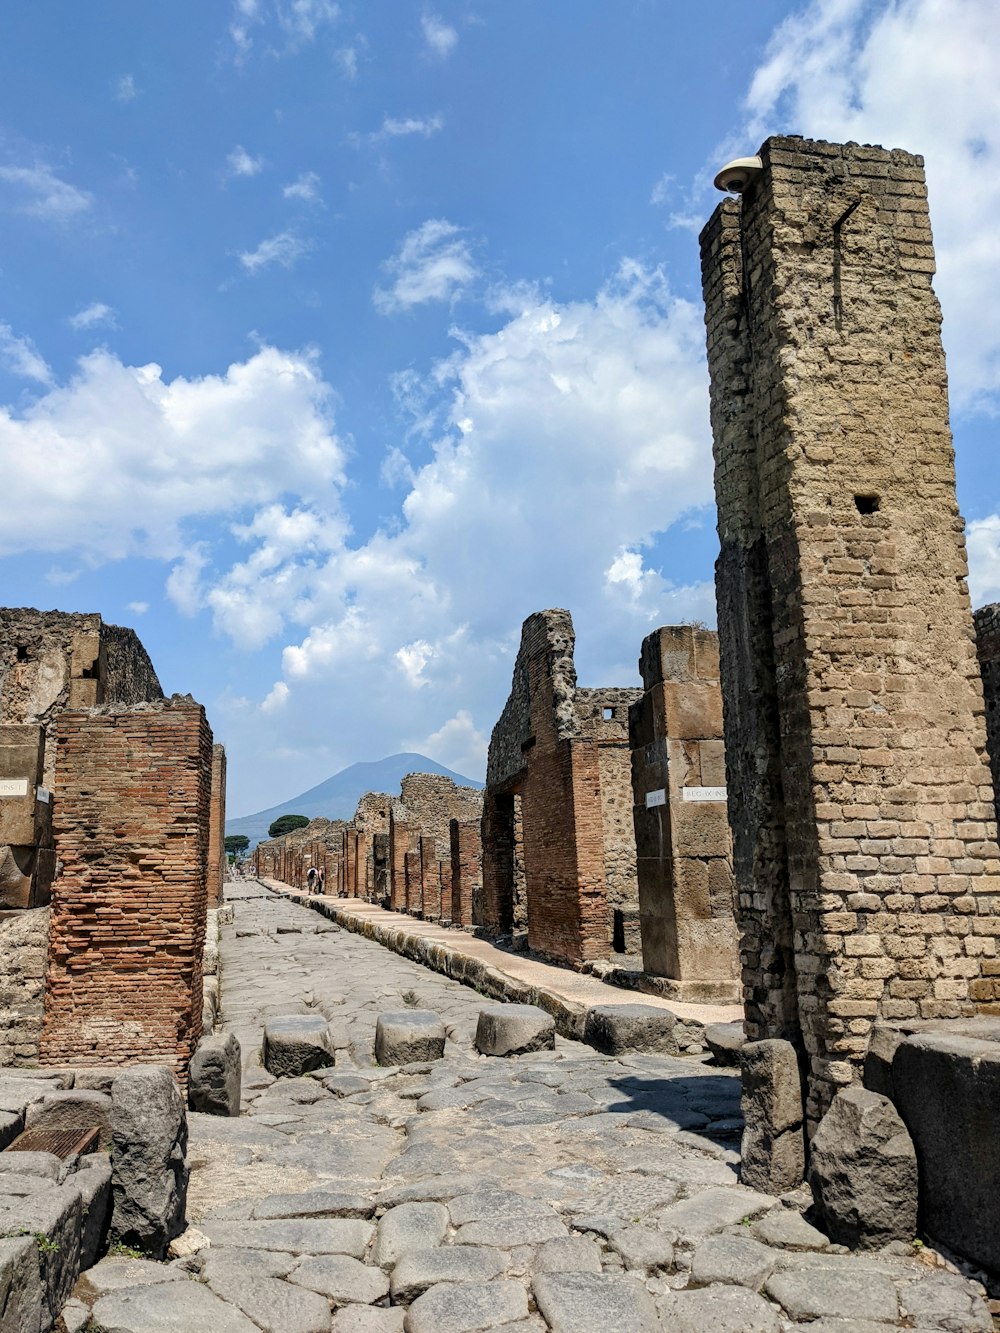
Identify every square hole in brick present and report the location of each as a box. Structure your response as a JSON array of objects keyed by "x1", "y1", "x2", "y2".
[
  {"x1": 854, "y1": 494, "x2": 880, "y2": 514},
  {"x1": 603, "y1": 707, "x2": 615, "y2": 720}
]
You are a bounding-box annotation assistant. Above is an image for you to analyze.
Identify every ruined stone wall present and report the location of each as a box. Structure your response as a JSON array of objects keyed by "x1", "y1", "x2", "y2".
[
  {"x1": 98, "y1": 623, "x2": 164, "y2": 706},
  {"x1": 395, "y1": 774, "x2": 483, "y2": 859},
  {"x1": 0, "y1": 906, "x2": 49, "y2": 1066},
  {"x1": 39, "y1": 698, "x2": 212, "y2": 1080},
  {"x1": 702, "y1": 136, "x2": 1000, "y2": 1126},
  {"x1": 974, "y1": 603, "x2": 1000, "y2": 829}
]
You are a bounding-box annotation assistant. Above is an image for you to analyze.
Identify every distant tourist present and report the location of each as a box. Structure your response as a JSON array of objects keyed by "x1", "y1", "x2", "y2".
[
  {"x1": 317, "y1": 870, "x2": 325, "y2": 894},
  {"x1": 306, "y1": 866, "x2": 316, "y2": 891}
]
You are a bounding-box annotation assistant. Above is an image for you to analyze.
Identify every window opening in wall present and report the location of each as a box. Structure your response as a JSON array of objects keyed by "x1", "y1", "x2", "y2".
[
  {"x1": 15, "y1": 645, "x2": 29, "y2": 662},
  {"x1": 603, "y1": 707, "x2": 615, "y2": 720},
  {"x1": 854, "y1": 494, "x2": 880, "y2": 515},
  {"x1": 80, "y1": 659, "x2": 100, "y2": 680}
]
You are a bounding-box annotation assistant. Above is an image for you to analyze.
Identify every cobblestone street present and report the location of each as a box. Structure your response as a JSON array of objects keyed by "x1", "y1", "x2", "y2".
[{"x1": 73, "y1": 882, "x2": 993, "y2": 1332}]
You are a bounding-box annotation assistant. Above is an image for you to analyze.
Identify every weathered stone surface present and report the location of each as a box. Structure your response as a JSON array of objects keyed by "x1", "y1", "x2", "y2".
[
  {"x1": 189, "y1": 1031, "x2": 242, "y2": 1117},
  {"x1": 0, "y1": 1150, "x2": 60, "y2": 1179},
  {"x1": 454, "y1": 1215, "x2": 568, "y2": 1247},
  {"x1": 582, "y1": 1005, "x2": 678, "y2": 1056},
  {"x1": 331, "y1": 1308, "x2": 405, "y2": 1333},
  {"x1": 740, "y1": 1039, "x2": 804, "y2": 1194},
  {"x1": 892, "y1": 1031, "x2": 1000, "y2": 1273},
  {"x1": 0, "y1": 1235, "x2": 43, "y2": 1333},
  {"x1": 205, "y1": 1266, "x2": 332, "y2": 1333},
  {"x1": 655, "y1": 1185, "x2": 774, "y2": 1240},
  {"x1": 658, "y1": 1284, "x2": 782, "y2": 1332},
  {"x1": 533, "y1": 1271, "x2": 658, "y2": 1333},
  {"x1": 751, "y1": 1206, "x2": 829, "y2": 1251},
  {"x1": 690, "y1": 1233, "x2": 778, "y2": 1289},
  {"x1": 24, "y1": 1088, "x2": 112, "y2": 1147},
  {"x1": 809, "y1": 1086, "x2": 917, "y2": 1249},
  {"x1": 202, "y1": 1217, "x2": 373, "y2": 1257},
  {"x1": 706, "y1": 1021, "x2": 745, "y2": 1067},
  {"x1": 74, "y1": 1154, "x2": 112, "y2": 1268},
  {"x1": 76, "y1": 1255, "x2": 188, "y2": 1297},
  {"x1": 91, "y1": 1280, "x2": 262, "y2": 1332},
  {"x1": 448, "y1": 1189, "x2": 552, "y2": 1227},
  {"x1": 764, "y1": 1264, "x2": 899, "y2": 1324},
  {"x1": 0, "y1": 1177, "x2": 83, "y2": 1319},
  {"x1": 391, "y1": 1245, "x2": 509, "y2": 1303},
  {"x1": 607, "y1": 1224, "x2": 673, "y2": 1270},
  {"x1": 405, "y1": 1278, "x2": 529, "y2": 1332},
  {"x1": 254, "y1": 1189, "x2": 374, "y2": 1220},
  {"x1": 896, "y1": 1271, "x2": 992, "y2": 1332},
  {"x1": 109, "y1": 1065, "x2": 188, "y2": 1259},
  {"x1": 374, "y1": 1010, "x2": 446, "y2": 1066},
  {"x1": 474, "y1": 1004, "x2": 555, "y2": 1057},
  {"x1": 262, "y1": 1016, "x2": 334, "y2": 1078},
  {"x1": 531, "y1": 1235, "x2": 602, "y2": 1275},
  {"x1": 290, "y1": 1251, "x2": 391, "y2": 1304},
  {"x1": 372, "y1": 1200, "x2": 449, "y2": 1268}
]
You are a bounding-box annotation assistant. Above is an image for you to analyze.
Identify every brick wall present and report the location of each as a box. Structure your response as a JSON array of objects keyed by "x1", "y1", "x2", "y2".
[
  {"x1": 389, "y1": 812, "x2": 416, "y2": 911},
  {"x1": 39, "y1": 698, "x2": 212, "y2": 1081},
  {"x1": 450, "y1": 818, "x2": 482, "y2": 927},
  {"x1": 208, "y1": 744, "x2": 227, "y2": 905},
  {"x1": 974, "y1": 604, "x2": 1000, "y2": 829},
  {"x1": 702, "y1": 136, "x2": 1000, "y2": 1126}
]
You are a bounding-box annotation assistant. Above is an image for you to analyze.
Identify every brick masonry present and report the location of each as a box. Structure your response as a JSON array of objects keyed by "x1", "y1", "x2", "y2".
[
  {"x1": 974, "y1": 603, "x2": 1000, "y2": 830},
  {"x1": 701, "y1": 135, "x2": 1000, "y2": 1126},
  {"x1": 629, "y1": 626, "x2": 740, "y2": 1000},
  {"x1": 39, "y1": 697, "x2": 213, "y2": 1081},
  {"x1": 208, "y1": 744, "x2": 227, "y2": 906}
]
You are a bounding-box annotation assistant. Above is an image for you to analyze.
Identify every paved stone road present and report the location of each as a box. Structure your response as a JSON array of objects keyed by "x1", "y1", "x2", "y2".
[{"x1": 69, "y1": 882, "x2": 993, "y2": 1332}]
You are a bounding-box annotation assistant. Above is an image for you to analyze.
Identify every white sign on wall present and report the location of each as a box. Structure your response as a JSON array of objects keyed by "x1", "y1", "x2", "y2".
[
  {"x1": 681, "y1": 786, "x2": 727, "y2": 803},
  {"x1": 645, "y1": 789, "x2": 667, "y2": 808},
  {"x1": 0, "y1": 779, "x2": 29, "y2": 798}
]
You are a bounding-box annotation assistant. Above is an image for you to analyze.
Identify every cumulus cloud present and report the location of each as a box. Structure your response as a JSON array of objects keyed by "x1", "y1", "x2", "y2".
[
  {"x1": 127, "y1": 600, "x2": 149, "y2": 615},
  {"x1": 405, "y1": 709, "x2": 488, "y2": 778},
  {"x1": 740, "y1": 0, "x2": 1000, "y2": 413},
  {"x1": 227, "y1": 145, "x2": 265, "y2": 178},
  {"x1": 421, "y1": 14, "x2": 458, "y2": 59},
  {"x1": 374, "y1": 219, "x2": 477, "y2": 313},
  {"x1": 0, "y1": 324, "x2": 53, "y2": 385},
  {"x1": 283, "y1": 171, "x2": 322, "y2": 203},
  {"x1": 238, "y1": 229, "x2": 312, "y2": 272},
  {"x1": 0, "y1": 164, "x2": 92, "y2": 221},
  {"x1": 69, "y1": 302, "x2": 117, "y2": 332},
  {"x1": 370, "y1": 113, "x2": 445, "y2": 144}
]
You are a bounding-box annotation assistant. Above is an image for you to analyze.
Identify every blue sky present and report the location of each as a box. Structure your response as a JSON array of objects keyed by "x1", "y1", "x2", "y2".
[{"x1": 1, "y1": 0, "x2": 999, "y2": 816}]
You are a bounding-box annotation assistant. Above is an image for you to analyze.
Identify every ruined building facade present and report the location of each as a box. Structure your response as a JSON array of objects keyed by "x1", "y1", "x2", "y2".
[
  {"x1": 701, "y1": 136, "x2": 1000, "y2": 1126},
  {"x1": 481, "y1": 609, "x2": 640, "y2": 968}
]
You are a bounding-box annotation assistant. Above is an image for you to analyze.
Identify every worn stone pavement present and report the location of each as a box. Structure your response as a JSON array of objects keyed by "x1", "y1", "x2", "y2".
[{"x1": 69, "y1": 881, "x2": 993, "y2": 1333}]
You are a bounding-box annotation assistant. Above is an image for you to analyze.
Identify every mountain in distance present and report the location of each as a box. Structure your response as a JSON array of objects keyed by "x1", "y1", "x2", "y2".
[{"x1": 226, "y1": 752, "x2": 485, "y2": 850}]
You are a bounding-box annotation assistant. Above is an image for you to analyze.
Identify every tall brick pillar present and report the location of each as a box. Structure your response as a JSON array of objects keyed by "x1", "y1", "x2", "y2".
[
  {"x1": 389, "y1": 812, "x2": 415, "y2": 912},
  {"x1": 701, "y1": 136, "x2": 1000, "y2": 1126},
  {"x1": 974, "y1": 604, "x2": 1000, "y2": 829},
  {"x1": 208, "y1": 744, "x2": 226, "y2": 905},
  {"x1": 629, "y1": 626, "x2": 740, "y2": 1001},
  {"x1": 419, "y1": 835, "x2": 438, "y2": 919},
  {"x1": 39, "y1": 698, "x2": 212, "y2": 1081},
  {"x1": 450, "y1": 818, "x2": 482, "y2": 928},
  {"x1": 404, "y1": 849, "x2": 421, "y2": 914}
]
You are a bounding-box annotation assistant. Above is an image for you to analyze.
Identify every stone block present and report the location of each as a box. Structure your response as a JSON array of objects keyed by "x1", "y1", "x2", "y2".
[
  {"x1": 262, "y1": 1016, "x2": 334, "y2": 1078},
  {"x1": 189, "y1": 1031, "x2": 242, "y2": 1116},
  {"x1": 533, "y1": 1271, "x2": 658, "y2": 1333},
  {"x1": 474, "y1": 1003, "x2": 555, "y2": 1056},
  {"x1": 24, "y1": 1088, "x2": 112, "y2": 1148},
  {"x1": 109, "y1": 1065, "x2": 188, "y2": 1260},
  {"x1": 74, "y1": 1155, "x2": 112, "y2": 1269},
  {"x1": 740, "y1": 1039, "x2": 805, "y2": 1194},
  {"x1": 583, "y1": 1004, "x2": 678, "y2": 1056},
  {"x1": 706, "y1": 1021, "x2": 746, "y2": 1066},
  {"x1": 374, "y1": 1010, "x2": 445, "y2": 1066},
  {"x1": 892, "y1": 1030, "x2": 1000, "y2": 1272},
  {"x1": 0, "y1": 1236, "x2": 43, "y2": 1333}
]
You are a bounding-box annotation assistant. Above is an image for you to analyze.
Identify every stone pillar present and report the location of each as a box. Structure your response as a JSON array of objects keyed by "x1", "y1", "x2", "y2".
[
  {"x1": 701, "y1": 136, "x2": 1000, "y2": 1127},
  {"x1": 419, "y1": 835, "x2": 438, "y2": 919},
  {"x1": 439, "y1": 860, "x2": 452, "y2": 922},
  {"x1": 389, "y1": 812, "x2": 415, "y2": 912},
  {"x1": 373, "y1": 832, "x2": 390, "y2": 902},
  {"x1": 629, "y1": 626, "x2": 740, "y2": 1001},
  {"x1": 974, "y1": 604, "x2": 1000, "y2": 829},
  {"x1": 208, "y1": 744, "x2": 226, "y2": 905},
  {"x1": 450, "y1": 818, "x2": 481, "y2": 928},
  {"x1": 404, "y1": 849, "x2": 421, "y2": 914},
  {"x1": 39, "y1": 698, "x2": 212, "y2": 1081},
  {"x1": 343, "y1": 829, "x2": 357, "y2": 898}
]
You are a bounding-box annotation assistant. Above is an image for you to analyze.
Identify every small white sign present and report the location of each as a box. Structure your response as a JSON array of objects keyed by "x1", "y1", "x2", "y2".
[
  {"x1": 36, "y1": 787, "x2": 51, "y2": 804},
  {"x1": 645, "y1": 789, "x2": 667, "y2": 808},
  {"x1": 681, "y1": 786, "x2": 727, "y2": 803},
  {"x1": 0, "y1": 778, "x2": 29, "y2": 798}
]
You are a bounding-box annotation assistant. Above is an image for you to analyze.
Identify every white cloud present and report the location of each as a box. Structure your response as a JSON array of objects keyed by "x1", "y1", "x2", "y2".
[
  {"x1": 405, "y1": 709, "x2": 488, "y2": 777},
  {"x1": 69, "y1": 302, "x2": 117, "y2": 332},
  {"x1": 0, "y1": 324, "x2": 53, "y2": 385},
  {"x1": 115, "y1": 74, "x2": 137, "y2": 102},
  {"x1": 421, "y1": 14, "x2": 458, "y2": 59},
  {"x1": 239, "y1": 230, "x2": 312, "y2": 273},
  {"x1": 335, "y1": 45, "x2": 359, "y2": 79},
  {"x1": 740, "y1": 0, "x2": 1000, "y2": 413},
  {"x1": 127, "y1": 600, "x2": 149, "y2": 615},
  {"x1": 375, "y1": 113, "x2": 445, "y2": 142},
  {"x1": 260, "y1": 680, "x2": 290, "y2": 712},
  {"x1": 0, "y1": 164, "x2": 92, "y2": 221},
  {"x1": 395, "y1": 639, "x2": 437, "y2": 687},
  {"x1": 374, "y1": 219, "x2": 477, "y2": 313},
  {"x1": 0, "y1": 343, "x2": 345, "y2": 564},
  {"x1": 283, "y1": 171, "x2": 322, "y2": 203},
  {"x1": 227, "y1": 145, "x2": 265, "y2": 178},
  {"x1": 968, "y1": 515, "x2": 1000, "y2": 607},
  {"x1": 231, "y1": 0, "x2": 340, "y2": 56}
]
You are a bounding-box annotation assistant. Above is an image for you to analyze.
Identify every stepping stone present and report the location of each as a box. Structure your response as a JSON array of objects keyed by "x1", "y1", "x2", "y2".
[
  {"x1": 582, "y1": 1005, "x2": 679, "y2": 1056},
  {"x1": 533, "y1": 1271, "x2": 659, "y2": 1333},
  {"x1": 374, "y1": 1011, "x2": 446, "y2": 1066},
  {"x1": 262, "y1": 1016, "x2": 335, "y2": 1078},
  {"x1": 405, "y1": 1278, "x2": 529, "y2": 1332},
  {"x1": 189, "y1": 1032, "x2": 242, "y2": 1117},
  {"x1": 474, "y1": 1004, "x2": 555, "y2": 1057}
]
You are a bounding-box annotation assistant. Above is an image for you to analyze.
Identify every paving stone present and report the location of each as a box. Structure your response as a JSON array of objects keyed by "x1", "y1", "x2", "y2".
[
  {"x1": 391, "y1": 1245, "x2": 510, "y2": 1303},
  {"x1": 448, "y1": 1189, "x2": 552, "y2": 1227},
  {"x1": 583, "y1": 1005, "x2": 679, "y2": 1057},
  {"x1": 91, "y1": 1279, "x2": 263, "y2": 1331},
  {"x1": 331, "y1": 1308, "x2": 405, "y2": 1333},
  {"x1": 896, "y1": 1272, "x2": 993, "y2": 1332},
  {"x1": 530, "y1": 1235, "x2": 603, "y2": 1275},
  {"x1": 454, "y1": 1215, "x2": 569, "y2": 1247},
  {"x1": 75, "y1": 1256, "x2": 189, "y2": 1298},
  {"x1": 200, "y1": 1248, "x2": 297, "y2": 1281},
  {"x1": 751, "y1": 1206, "x2": 830, "y2": 1251},
  {"x1": 254, "y1": 1189, "x2": 375, "y2": 1219},
  {"x1": 375, "y1": 1011, "x2": 446, "y2": 1066},
  {"x1": 377, "y1": 1173, "x2": 483, "y2": 1207},
  {"x1": 405, "y1": 1278, "x2": 530, "y2": 1332},
  {"x1": 475, "y1": 1005, "x2": 555, "y2": 1057},
  {"x1": 654, "y1": 1186, "x2": 775, "y2": 1240},
  {"x1": 764, "y1": 1264, "x2": 899, "y2": 1323},
  {"x1": 533, "y1": 1270, "x2": 658, "y2": 1332},
  {"x1": 372, "y1": 1201, "x2": 449, "y2": 1268},
  {"x1": 290, "y1": 1251, "x2": 391, "y2": 1304},
  {"x1": 0, "y1": 1235, "x2": 43, "y2": 1333},
  {"x1": 606, "y1": 1225, "x2": 673, "y2": 1271},
  {"x1": 689, "y1": 1234, "x2": 779, "y2": 1289},
  {"x1": 657, "y1": 1284, "x2": 783, "y2": 1332},
  {"x1": 315, "y1": 1072, "x2": 373, "y2": 1098},
  {"x1": 202, "y1": 1217, "x2": 373, "y2": 1257},
  {"x1": 205, "y1": 1267, "x2": 332, "y2": 1333},
  {"x1": 263, "y1": 1016, "x2": 335, "y2": 1078}
]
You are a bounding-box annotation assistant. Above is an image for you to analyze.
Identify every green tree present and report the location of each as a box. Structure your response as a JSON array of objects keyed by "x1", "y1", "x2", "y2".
[
  {"x1": 267, "y1": 814, "x2": 310, "y2": 839},
  {"x1": 225, "y1": 834, "x2": 250, "y2": 855}
]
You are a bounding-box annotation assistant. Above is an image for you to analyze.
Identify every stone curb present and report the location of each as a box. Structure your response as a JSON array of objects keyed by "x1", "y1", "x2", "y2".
[{"x1": 259, "y1": 885, "x2": 712, "y2": 1052}]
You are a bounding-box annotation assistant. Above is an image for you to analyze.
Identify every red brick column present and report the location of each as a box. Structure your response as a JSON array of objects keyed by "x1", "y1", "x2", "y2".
[
  {"x1": 450, "y1": 818, "x2": 481, "y2": 927},
  {"x1": 418, "y1": 835, "x2": 437, "y2": 919},
  {"x1": 404, "y1": 849, "x2": 421, "y2": 913},
  {"x1": 389, "y1": 814, "x2": 415, "y2": 911},
  {"x1": 39, "y1": 698, "x2": 212, "y2": 1082},
  {"x1": 439, "y1": 860, "x2": 452, "y2": 922},
  {"x1": 208, "y1": 744, "x2": 226, "y2": 905}
]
